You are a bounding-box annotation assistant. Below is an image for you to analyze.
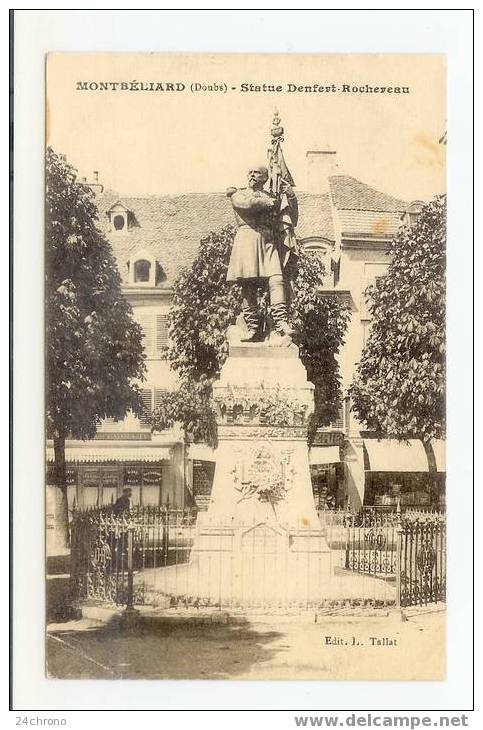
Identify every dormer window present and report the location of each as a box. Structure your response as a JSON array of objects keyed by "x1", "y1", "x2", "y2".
[
  {"x1": 107, "y1": 202, "x2": 132, "y2": 233},
  {"x1": 134, "y1": 259, "x2": 151, "y2": 283},
  {"x1": 401, "y1": 200, "x2": 424, "y2": 228},
  {"x1": 127, "y1": 250, "x2": 158, "y2": 287},
  {"x1": 113, "y1": 214, "x2": 126, "y2": 231},
  {"x1": 302, "y1": 237, "x2": 335, "y2": 287}
]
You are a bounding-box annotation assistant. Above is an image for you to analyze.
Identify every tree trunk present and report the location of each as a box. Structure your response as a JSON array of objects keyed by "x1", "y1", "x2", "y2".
[
  {"x1": 422, "y1": 439, "x2": 437, "y2": 508},
  {"x1": 422, "y1": 439, "x2": 436, "y2": 473},
  {"x1": 53, "y1": 434, "x2": 70, "y2": 549}
]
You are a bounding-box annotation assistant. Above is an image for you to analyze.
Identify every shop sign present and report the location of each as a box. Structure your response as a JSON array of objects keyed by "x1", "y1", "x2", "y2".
[
  {"x1": 66, "y1": 467, "x2": 78, "y2": 485},
  {"x1": 143, "y1": 467, "x2": 163, "y2": 486},
  {"x1": 101, "y1": 467, "x2": 119, "y2": 488},
  {"x1": 83, "y1": 467, "x2": 100, "y2": 487},
  {"x1": 313, "y1": 431, "x2": 345, "y2": 446},
  {"x1": 95, "y1": 432, "x2": 151, "y2": 441},
  {"x1": 193, "y1": 461, "x2": 215, "y2": 509},
  {"x1": 124, "y1": 466, "x2": 142, "y2": 486}
]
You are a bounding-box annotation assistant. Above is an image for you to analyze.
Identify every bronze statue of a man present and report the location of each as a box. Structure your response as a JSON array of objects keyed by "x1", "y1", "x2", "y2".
[{"x1": 226, "y1": 165, "x2": 297, "y2": 342}]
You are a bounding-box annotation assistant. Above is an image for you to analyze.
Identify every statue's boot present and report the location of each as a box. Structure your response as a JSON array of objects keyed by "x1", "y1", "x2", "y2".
[
  {"x1": 271, "y1": 302, "x2": 295, "y2": 337},
  {"x1": 240, "y1": 306, "x2": 263, "y2": 342}
]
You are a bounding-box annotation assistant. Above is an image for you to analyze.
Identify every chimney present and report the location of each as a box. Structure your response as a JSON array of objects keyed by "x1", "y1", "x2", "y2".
[
  {"x1": 87, "y1": 170, "x2": 104, "y2": 195},
  {"x1": 305, "y1": 148, "x2": 338, "y2": 194}
]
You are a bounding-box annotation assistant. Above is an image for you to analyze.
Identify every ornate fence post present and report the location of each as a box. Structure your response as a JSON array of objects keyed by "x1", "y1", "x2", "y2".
[
  {"x1": 64, "y1": 505, "x2": 82, "y2": 620},
  {"x1": 395, "y1": 526, "x2": 402, "y2": 608},
  {"x1": 120, "y1": 524, "x2": 141, "y2": 632},
  {"x1": 395, "y1": 521, "x2": 407, "y2": 620}
]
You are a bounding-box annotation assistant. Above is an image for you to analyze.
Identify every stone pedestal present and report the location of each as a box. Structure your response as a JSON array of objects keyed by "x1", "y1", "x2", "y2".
[{"x1": 188, "y1": 325, "x2": 332, "y2": 603}]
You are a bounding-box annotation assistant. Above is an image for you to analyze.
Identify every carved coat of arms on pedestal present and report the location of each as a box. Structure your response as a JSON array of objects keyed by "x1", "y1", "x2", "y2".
[{"x1": 231, "y1": 442, "x2": 295, "y2": 506}]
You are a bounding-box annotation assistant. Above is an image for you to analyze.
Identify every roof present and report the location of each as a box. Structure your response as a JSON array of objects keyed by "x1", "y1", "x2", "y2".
[
  {"x1": 336, "y1": 209, "x2": 403, "y2": 238},
  {"x1": 329, "y1": 175, "x2": 407, "y2": 213},
  {"x1": 296, "y1": 192, "x2": 334, "y2": 241}
]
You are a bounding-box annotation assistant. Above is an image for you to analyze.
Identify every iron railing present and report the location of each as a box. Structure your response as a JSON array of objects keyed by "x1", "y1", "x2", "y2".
[
  {"x1": 70, "y1": 505, "x2": 197, "y2": 606},
  {"x1": 70, "y1": 505, "x2": 446, "y2": 611},
  {"x1": 398, "y1": 518, "x2": 446, "y2": 607}
]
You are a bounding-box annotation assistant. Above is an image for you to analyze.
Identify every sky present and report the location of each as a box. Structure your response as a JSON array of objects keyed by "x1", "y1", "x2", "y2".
[{"x1": 46, "y1": 53, "x2": 446, "y2": 202}]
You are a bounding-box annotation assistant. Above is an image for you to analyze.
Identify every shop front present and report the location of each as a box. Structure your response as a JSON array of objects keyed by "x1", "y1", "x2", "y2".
[
  {"x1": 45, "y1": 441, "x2": 184, "y2": 511},
  {"x1": 362, "y1": 438, "x2": 446, "y2": 510},
  {"x1": 309, "y1": 444, "x2": 344, "y2": 510}
]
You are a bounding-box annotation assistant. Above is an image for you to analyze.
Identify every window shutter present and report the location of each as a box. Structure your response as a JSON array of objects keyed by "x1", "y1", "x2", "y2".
[
  {"x1": 156, "y1": 314, "x2": 169, "y2": 356},
  {"x1": 154, "y1": 388, "x2": 168, "y2": 409},
  {"x1": 139, "y1": 388, "x2": 154, "y2": 426},
  {"x1": 331, "y1": 406, "x2": 344, "y2": 431},
  {"x1": 360, "y1": 279, "x2": 372, "y2": 320},
  {"x1": 137, "y1": 313, "x2": 154, "y2": 357}
]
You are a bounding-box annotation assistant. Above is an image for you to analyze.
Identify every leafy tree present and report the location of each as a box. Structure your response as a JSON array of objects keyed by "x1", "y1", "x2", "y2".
[
  {"x1": 151, "y1": 226, "x2": 350, "y2": 446},
  {"x1": 291, "y1": 248, "x2": 351, "y2": 441},
  {"x1": 46, "y1": 148, "x2": 146, "y2": 547},
  {"x1": 350, "y1": 195, "x2": 446, "y2": 467}
]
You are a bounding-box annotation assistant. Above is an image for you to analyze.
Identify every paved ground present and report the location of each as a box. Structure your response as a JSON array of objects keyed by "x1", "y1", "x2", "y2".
[
  {"x1": 46, "y1": 607, "x2": 445, "y2": 681},
  {"x1": 138, "y1": 562, "x2": 397, "y2": 605}
]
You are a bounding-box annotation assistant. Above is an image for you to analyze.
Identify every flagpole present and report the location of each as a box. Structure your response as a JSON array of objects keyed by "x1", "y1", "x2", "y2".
[
  {"x1": 268, "y1": 108, "x2": 284, "y2": 199},
  {"x1": 268, "y1": 109, "x2": 298, "y2": 267}
]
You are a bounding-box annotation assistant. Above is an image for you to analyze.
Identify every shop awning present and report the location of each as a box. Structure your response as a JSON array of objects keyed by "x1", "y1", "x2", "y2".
[
  {"x1": 187, "y1": 444, "x2": 217, "y2": 462},
  {"x1": 46, "y1": 445, "x2": 172, "y2": 463},
  {"x1": 308, "y1": 446, "x2": 340, "y2": 465},
  {"x1": 363, "y1": 439, "x2": 428, "y2": 472},
  {"x1": 431, "y1": 439, "x2": 446, "y2": 472}
]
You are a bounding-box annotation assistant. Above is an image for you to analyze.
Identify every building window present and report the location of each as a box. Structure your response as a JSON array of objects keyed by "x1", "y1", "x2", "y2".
[
  {"x1": 113, "y1": 214, "x2": 125, "y2": 231},
  {"x1": 134, "y1": 259, "x2": 151, "y2": 283},
  {"x1": 140, "y1": 389, "x2": 154, "y2": 428},
  {"x1": 127, "y1": 251, "x2": 158, "y2": 286},
  {"x1": 156, "y1": 314, "x2": 169, "y2": 352},
  {"x1": 401, "y1": 200, "x2": 424, "y2": 228},
  {"x1": 154, "y1": 387, "x2": 168, "y2": 409},
  {"x1": 136, "y1": 311, "x2": 169, "y2": 358},
  {"x1": 306, "y1": 245, "x2": 328, "y2": 268},
  {"x1": 302, "y1": 238, "x2": 335, "y2": 287},
  {"x1": 139, "y1": 387, "x2": 170, "y2": 428},
  {"x1": 107, "y1": 203, "x2": 131, "y2": 233},
  {"x1": 330, "y1": 405, "x2": 344, "y2": 430},
  {"x1": 137, "y1": 313, "x2": 154, "y2": 357},
  {"x1": 192, "y1": 460, "x2": 215, "y2": 511},
  {"x1": 123, "y1": 464, "x2": 167, "y2": 506},
  {"x1": 64, "y1": 463, "x2": 168, "y2": 508},
  {"x1": 361, "y1": 264, "x2": 388, "y2": 319}
]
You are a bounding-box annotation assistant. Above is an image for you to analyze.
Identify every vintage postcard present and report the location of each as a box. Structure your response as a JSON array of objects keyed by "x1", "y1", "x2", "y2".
[{"x1": 44, "y1": 52, "x2": 447, "y2": 682}]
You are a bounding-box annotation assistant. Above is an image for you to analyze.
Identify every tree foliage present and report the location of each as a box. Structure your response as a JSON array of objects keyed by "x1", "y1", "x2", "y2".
[
  {"x1": 350, "y1": 195, "x2": 446, "y2": 444},
  {"x1": 290, "y1": 248, "x2": 351, "y2": 440},
  {"x1": 46, "y1": 147, "x2": 146, "y2": 440},
  {"x1": 151, "y1": 225, "x2": 350, "y2": 445},
  {"x1": 46, "y1": 147, "x2": 146, "y2": 543}
]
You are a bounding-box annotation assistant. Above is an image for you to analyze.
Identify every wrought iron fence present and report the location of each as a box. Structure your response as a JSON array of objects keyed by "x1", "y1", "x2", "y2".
[
  {"x1": 321, "y1": 509, "x2": 445, "y2": 592},
  {"x1": 70, "y1": 505, "x2": 197, "y2": 606},
  {"x1": 69, "y1": 505, "x2": 446, "y2": 611},
  {"x1": 398, "y1": 518, "x2": 446, "y2": 607},
  {"x1": 344, "y1": 523, "x2": 398, "y2": 577}
]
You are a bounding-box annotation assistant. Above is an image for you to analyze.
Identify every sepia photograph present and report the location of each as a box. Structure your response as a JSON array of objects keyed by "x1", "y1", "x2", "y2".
[{"x1": 42, "y1": 51, "x2": 449, "y2": 683}]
